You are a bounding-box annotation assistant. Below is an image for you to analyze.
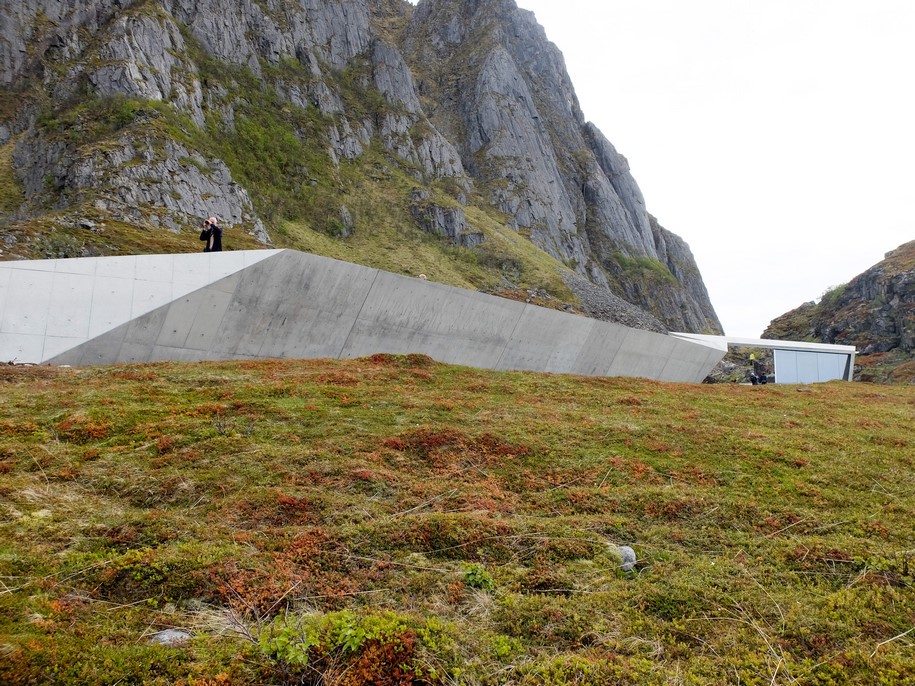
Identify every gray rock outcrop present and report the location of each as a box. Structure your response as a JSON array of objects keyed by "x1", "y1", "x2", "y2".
[
  {"x1": 410, "y1": 189, "x2": 483, "y2": 248},
  {"x1": 90, "y1": 13, "x2": 205, "y2": 127},
  {"x1": 764, "y1": 240, "x2": 915, "y2": 357},
  {"x1": 13, "y1": 130, "x2": 268, "y2": 241},
  {"x1": 372, "y1": 39, "x2": 468, "y2": 179}
]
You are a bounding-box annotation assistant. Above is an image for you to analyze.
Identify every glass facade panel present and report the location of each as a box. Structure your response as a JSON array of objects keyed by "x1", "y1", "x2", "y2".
[{"x1": 775, "y1": 349, "x2": 849, "y2": 383}]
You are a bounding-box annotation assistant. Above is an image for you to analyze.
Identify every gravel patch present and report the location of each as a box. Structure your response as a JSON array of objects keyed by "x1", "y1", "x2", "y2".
[{"x1": 562, "y1": 272, "x2": 667, "y2": 334}]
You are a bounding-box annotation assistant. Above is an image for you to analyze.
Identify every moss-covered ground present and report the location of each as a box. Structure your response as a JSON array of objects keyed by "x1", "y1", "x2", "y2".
[
  {"x1": 0, "y1": 142, "x2": 24, "y2": 216},
  {"x1": 0, "y1": 358, "x2": 912, "y2": 684}
]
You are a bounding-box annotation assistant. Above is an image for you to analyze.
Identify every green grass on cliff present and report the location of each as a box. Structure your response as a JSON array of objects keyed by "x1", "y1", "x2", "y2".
[
  {"x1": 276, "y1": 160, "x2": 576, "y2": 298},
  {"x1": 0, "y1": 141, "x2": 24, "y2": 215},
  {"x1": 1, "y1": 359, "x2": 913, "y2": 685}
]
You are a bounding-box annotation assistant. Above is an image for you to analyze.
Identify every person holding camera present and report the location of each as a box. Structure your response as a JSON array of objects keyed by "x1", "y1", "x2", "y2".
[{"x1": 199, "y1": 217, "x2": 223, "y2": 252}]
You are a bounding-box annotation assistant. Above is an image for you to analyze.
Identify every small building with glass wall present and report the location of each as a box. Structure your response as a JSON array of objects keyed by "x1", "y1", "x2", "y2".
[{"x1": 670, "y1": 334, "x2": 856, "y2": 384}]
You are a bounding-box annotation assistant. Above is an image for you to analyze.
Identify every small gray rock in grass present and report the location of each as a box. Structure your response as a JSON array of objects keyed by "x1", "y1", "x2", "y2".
[
  {"x1": 149, "y1": 629, "x2": 192, "y2": 646},
  {"x1": 618, "y1": 546, "x2": 637, "y2": 572}
]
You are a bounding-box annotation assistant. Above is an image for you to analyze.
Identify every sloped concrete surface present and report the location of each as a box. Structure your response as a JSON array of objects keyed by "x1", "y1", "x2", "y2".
[
  {"x1": 0, "y1": 251, "x2": 280, "y2": 364},
  {"x1": 0, "y1": 250, "x2": 724, "y2": 381}
]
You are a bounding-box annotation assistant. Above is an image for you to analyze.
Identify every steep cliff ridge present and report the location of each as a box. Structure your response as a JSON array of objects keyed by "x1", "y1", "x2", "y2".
[
  {"x1": 0, "y1": 0, "x2": 722, "y2": 334},
  {"x1": 402, "y1": 0, "x2": 719, "y2": 331},
  {"x1": 406, "y1": 0, "x2": 656, "y2": 268},
  {"x1": 764, "y1": 240, "x2": 915, "y2": 383}
]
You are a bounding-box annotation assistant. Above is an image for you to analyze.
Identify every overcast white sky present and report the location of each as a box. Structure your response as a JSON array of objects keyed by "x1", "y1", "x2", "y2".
[{"x1": 410, "y1": 0, "x2": 915, "y2": 336}]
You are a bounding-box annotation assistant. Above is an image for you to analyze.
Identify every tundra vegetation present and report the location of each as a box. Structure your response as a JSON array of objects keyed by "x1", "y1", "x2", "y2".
[{"x1": 0, "y1": 357, "x2": 913, "y2": 684}]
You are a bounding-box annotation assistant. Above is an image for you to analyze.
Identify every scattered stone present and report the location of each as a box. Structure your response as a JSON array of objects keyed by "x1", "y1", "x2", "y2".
[
  {"x1": 148, "y1": 629, "x2": 192, "y2": 646},
  {"x1": 562, "y1": 271, "x2": 667, "y2": 333},
  {"x1": 618, "y1": 546, "x2": 637, "y2": 572}
]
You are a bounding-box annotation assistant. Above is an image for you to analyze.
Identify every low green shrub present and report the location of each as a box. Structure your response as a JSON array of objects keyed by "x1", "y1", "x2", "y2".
[{"x1": 462, "y1": 562, "x2": 495, "y2": 591}]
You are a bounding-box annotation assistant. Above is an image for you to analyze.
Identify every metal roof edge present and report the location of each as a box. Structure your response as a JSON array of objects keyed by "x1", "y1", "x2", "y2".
[{"x1": 670, "y1": 333, "x2": 856, "y2": 354}]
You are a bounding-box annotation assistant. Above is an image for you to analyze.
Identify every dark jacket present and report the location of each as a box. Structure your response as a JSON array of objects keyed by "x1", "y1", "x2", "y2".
[{"x1": 201, "y1": 224, "x2": 223, "y2": 252}]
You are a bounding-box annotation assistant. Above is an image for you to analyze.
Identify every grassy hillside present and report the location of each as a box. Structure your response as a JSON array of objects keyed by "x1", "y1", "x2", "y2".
[{"x1": 1, "y1": 359, "x2": 913, "y2": 685}]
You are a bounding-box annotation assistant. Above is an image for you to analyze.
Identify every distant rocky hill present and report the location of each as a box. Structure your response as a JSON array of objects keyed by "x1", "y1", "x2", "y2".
[
  {"x1": 0, "y1": 0, "x2": 722, "y2": 334},
  {"x1": 764, "y1": 240, "x2": 915, "y2": 383}
]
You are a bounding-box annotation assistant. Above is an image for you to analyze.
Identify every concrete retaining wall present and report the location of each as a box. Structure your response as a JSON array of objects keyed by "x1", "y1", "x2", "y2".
[{"x1": 1, "y1": 250, "x2": 724, "y2": 381}]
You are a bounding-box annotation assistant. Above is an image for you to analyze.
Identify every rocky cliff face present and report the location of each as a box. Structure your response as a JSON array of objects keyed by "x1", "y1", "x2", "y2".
[
  {"x1": 764, "y1": 240, "x2": 915, "y2": 382},
  {"x1": 0, "y1": 0, "x2": 722, "y2": 334}
]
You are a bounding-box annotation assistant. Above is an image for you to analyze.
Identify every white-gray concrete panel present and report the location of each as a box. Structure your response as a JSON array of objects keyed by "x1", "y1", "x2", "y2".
[
  {"x1": 135, "y1": 255, "x2": 175, "y2": 283},
  {"x1": 157, "y1": 293, "x2": 209, "y2": 349},
  {"x1": 0, "y1": 268, "x2": 10, "y2": 327},
  {"x1": 817, "y1": 352, "x2": 845, "y2": 381},
  {"x1": 211, "y1": 251, "x2": 378, "y2": 358},
  {"x1": 3, "y1": 269, "x2": 54, "y2": 335},
  {"x1": 0, "y1": 250, "x2": 279, "y2": 363},
  {"x1": 124, "y1": 307, "x2": 170, "y2": 346},
  {"x1": 572, "y1": 322, "x2": 630, "y2": 376},
  {"x1": 340, "y1": 272, "x2": 524, "y2": 367},
  {"x1": 0, "y1": 332, "x2": 45, "y2": 363},
  {"x1": 3, "y1": 249, "x2": 726, "y2": 381},
  {"x1": 149, "y1": 344, "x2": 211, "y2": 363},
  {"x1": 497, "y1": 304, "x2": 596, "y2": 373},
  {"x1": 95, "y1": 256, "x2": 142, "y2": 280},
  {"x1": 607, "y1": 328, "x2": 679, "y2": 379},
  {"x1": 2, "y1": 260, "x2": 55, "y2": 271},
  {"x1": 796, "y1": 351, "x2": 819, "y2": 383},
  {"x1": 52, "y1": 256, "x2": 99, "y2": 275},
  {"x1": 47, "y1": 273, "x2": 94, "y2": 338},
  {"x1": 773, "y1": 349, "x2": 852, "y2": 384},
  {"x1": 62, "y1": 331, "x2": 124, "y2": 366},
  {"x1": 89, "y1": 276, "x2": 136, "y2": 338},
  {"x1": 184, "y1": 289, "x2": 235, "y2": 351},
  {"x1": 118, "y1": 341, "x2": 157, "y2": 363},
  {"x1": 43, "y1": 336, "x2": 87, "y2": 360},
  {"x1": 658, "y1": 346, "x2": 720, "y2": 383},
  {"x1": 131, "y1": 278, "x2": 174, "y2": 320},
  {"x1": 658, "y1": 338, "x2": 730, "y2": 382}
]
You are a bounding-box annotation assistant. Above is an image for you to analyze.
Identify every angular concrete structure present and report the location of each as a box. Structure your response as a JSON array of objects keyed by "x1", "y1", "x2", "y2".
[{"x1": 1, "y1": 250, "x2": 725, "y2": 381}]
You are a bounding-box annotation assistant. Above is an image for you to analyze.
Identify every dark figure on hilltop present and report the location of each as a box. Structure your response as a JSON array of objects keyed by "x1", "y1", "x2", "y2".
[{"x1": 199, "y1": 217, "x2": 223, "y2": 252}]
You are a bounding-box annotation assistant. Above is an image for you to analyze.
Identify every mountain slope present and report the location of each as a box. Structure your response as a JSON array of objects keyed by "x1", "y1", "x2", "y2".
[
  {"x1": 0, "y1": 0, "x2": 721, "y2": 334},
  {"x1": 764, "y1": 240, "x2": 915, "y2": 383}
]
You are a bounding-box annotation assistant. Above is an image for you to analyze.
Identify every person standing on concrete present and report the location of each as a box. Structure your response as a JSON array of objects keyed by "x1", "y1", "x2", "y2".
[{"x1": 200, "y1": 217, "x2": 223, "y2": 252}]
